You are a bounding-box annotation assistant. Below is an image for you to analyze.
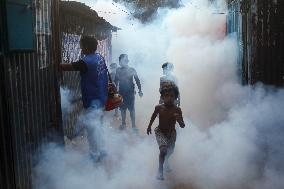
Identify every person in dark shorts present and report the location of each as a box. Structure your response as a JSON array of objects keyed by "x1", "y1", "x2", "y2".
[
  {"x1": 147, "y1": 83, "x2": 185, "y2": 180},
  {"x1": 115, "y1": 54, "x2": 143, "y2": 132},
  {"x1": 60, "y1": 36, "x2": 108, "y2": 162}
]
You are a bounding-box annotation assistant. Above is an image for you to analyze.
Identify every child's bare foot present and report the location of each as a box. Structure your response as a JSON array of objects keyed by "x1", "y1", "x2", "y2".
[{"x1": 156, "y1": 171, "x2": 164, "y2": 180}]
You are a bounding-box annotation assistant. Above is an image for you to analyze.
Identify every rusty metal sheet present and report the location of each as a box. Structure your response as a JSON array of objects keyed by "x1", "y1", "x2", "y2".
[{"x1": 0, "y1": 0, "x2": 63, "y2": 189}]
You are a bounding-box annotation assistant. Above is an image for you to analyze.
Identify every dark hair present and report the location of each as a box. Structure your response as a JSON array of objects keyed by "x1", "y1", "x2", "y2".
[
  {"x1": 119, "y1": 54, "x2": 127, "y2": 62},
  {"x1": 162, "y1": 62, "x2": 174, "y2": 70},
  {"x1": 80, "y1": 36, "x2": 98, "y2": 52},
  {"x1": 160, "y1": 84, "x2": 179, "y2": 99}
]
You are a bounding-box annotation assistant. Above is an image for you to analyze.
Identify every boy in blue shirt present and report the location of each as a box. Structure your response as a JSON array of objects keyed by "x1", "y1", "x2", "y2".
[{"x1": 60, "y1": 36, "x2": 108, "y2": 162}]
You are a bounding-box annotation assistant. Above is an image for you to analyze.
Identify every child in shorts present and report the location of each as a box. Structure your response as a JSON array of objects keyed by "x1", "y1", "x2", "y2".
[{"x1": 147, "y1": 83, "x2": 185, "y2": 180}]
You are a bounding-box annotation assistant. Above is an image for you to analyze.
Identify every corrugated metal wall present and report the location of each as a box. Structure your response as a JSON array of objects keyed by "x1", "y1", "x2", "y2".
[
  {"x1": 61, "y1": 33, "x2": 83, "y2": 139},
  {"x1": 0, "y1": 1, "x2": 63, "y2": 189},
  {"x1": 0, "y1": 56, "x2": 16, "y2": 189},
  {"x1": 0, "y1": 2, "x2": 16, "y2": 189},
  {"x1": 248, "y1": 0, "x2": 284, "y2": 86},
  {"x1": 227, "y1": 0, "x2": 284, "y2": 86}
]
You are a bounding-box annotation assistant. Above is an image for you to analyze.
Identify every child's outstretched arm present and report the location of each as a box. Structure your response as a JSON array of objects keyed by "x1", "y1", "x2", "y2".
[
  {"x1": 175, "y1": 107, "x2": 185, "y2": 128},
  {"x1": 147, "y1": 106, "x2": 159, "y2": 135}
]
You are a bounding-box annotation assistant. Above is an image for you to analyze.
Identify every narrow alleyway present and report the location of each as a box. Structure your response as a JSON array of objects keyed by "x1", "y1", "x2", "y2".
[{"x1": 1, "y1": 1, "x2": 283, "y2": 189}]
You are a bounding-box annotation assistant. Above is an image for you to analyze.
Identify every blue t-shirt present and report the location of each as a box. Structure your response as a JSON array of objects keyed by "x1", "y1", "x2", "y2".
[{"x1": 72, "y1": 53, "x2": 108, "y2": 109}]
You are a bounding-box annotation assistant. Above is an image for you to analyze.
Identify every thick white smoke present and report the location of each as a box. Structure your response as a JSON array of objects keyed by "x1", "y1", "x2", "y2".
[
  {"x1": 60, "y1": 87, "x2": 75, "y2": 114},
  {"x1": 34, "y1": 0, "x2": 284, "y2": 189}
]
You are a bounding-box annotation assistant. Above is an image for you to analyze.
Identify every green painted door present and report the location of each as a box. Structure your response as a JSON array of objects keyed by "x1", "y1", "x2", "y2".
[{"x1": 6, "y1": 0, "x2": 35, "y2": 51}]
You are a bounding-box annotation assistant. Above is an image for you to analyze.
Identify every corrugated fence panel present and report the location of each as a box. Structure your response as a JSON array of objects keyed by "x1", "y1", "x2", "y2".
[
  {"x1": 0, "y1": 58, "x2": 16, "y2": 189},
  {"x1": 228, "y1": 0, "x2": 245, "y2": 84},
  {"x1": 61, "y1": 33, "x2": 84, "y2": 139},
  {"x1": 0, "y1": 2, "x2": 16, "y2": 189},
  {"x1": 252, "y1": 0, "x2": 284, "y2": 86}
]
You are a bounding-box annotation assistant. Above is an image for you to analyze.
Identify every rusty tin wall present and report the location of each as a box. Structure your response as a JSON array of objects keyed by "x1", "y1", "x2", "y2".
[
  {"x1": 1, "y1": 2, "x2": 16, "y2": 189},
  {"x1": 227, "y1": 0, "x2": 284, "y2": 86},
  {"x1": 0, "y1": 0, "x2": 63, "y2": 189},
  {"x1": 248, "y1": 0, "x2": 284, "y2": 86}
]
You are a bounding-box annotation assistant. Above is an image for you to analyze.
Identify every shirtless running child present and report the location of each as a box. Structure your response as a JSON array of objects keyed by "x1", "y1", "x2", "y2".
[{"x1": 147, "y1": 83, "x2": 185, "y2": 180}]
